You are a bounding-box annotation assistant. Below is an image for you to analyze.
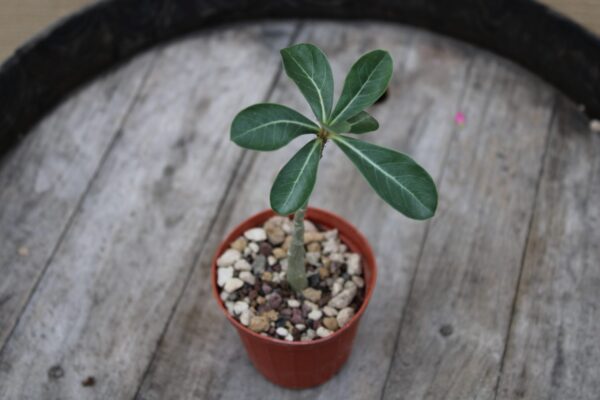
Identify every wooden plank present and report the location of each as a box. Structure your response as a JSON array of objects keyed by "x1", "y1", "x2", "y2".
[
  {"x1": 380, "y1": 45, "x2": 557, "y2": 399},
  {"x1": 0, "y1": 22, "x2": 297, "y2": 399},
  {"x1": 135, "y1": 22, "x2": 480, "y2": 400},
  {"x1": 496, "y1": 101, "x2": 600, "y2": 400},
  {"x1": 0, "y1": 50, "x2": 156, "y2": 348}
]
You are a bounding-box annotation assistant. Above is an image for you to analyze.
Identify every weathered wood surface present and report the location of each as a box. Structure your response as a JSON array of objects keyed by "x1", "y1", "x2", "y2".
[
  {"x1": 0, "y1": 21, "x2": 598, "y2": 400},
  {"x1": 496, "y1": 99, "x2": 600, "y2": 400},
  {"x1": 0, "y1": 51, "x2": 157, "y2": 348}
]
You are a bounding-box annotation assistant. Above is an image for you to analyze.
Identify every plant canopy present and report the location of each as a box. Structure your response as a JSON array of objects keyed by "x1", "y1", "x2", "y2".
[{"x1": 230, "y1": 43, "x2": 438, "y2": 292}]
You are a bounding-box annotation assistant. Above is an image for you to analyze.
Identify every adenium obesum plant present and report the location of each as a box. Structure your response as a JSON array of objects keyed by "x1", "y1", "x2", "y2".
[{"x1": 230, "y1": 44, "x2": 438, "y2": 293}]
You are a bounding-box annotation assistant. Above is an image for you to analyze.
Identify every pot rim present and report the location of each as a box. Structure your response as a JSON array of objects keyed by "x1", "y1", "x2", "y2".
[{"x1": 211, "y1": 207, "x2": 377, "y2": 347}]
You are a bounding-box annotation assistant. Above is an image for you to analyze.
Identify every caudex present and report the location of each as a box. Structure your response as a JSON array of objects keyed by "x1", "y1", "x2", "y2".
[{"x1": 230, "y1": 44, "x2": 438, "y2": 293}]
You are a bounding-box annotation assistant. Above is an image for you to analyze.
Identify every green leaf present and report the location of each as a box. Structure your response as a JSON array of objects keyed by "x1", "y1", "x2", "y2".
[
  {"x1": 270, "y1": 139, "x2": 322, "y2": 215},
  {"x1": 331, "y1": 111, "x2": 379, "y2": 134},
  {"x1": 230, "y1": 103, "x2": 319, "y2": 151},
  {"x1": 329, "y1": 50, "x2": 393, "y2": 125},
  {"x1": 332, "y1": 135, "x2": 437, "y2": 220},
  {"x1": 281, "y1": 44, "x2": 334, "y2": 122}
]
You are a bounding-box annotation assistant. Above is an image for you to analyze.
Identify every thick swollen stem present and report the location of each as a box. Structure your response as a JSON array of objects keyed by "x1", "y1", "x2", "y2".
[{"x1": 287, "y1": 204, "x2": 308, "y2": 293}]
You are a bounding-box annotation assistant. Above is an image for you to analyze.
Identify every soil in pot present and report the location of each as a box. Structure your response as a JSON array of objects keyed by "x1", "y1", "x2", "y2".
[{"x1": 216, "y1": 215, "x2": 366, "y2": 342}]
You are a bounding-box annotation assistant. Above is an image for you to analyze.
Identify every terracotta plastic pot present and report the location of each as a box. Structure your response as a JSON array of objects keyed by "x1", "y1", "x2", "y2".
[{"x1": 211, "y1": 207, "x2": 377, "y2": 388}]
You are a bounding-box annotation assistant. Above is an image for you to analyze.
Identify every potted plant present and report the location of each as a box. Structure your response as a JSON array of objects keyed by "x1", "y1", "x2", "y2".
[{"x1": 211, "y1": 43, "x2": 437, "y2": 388}]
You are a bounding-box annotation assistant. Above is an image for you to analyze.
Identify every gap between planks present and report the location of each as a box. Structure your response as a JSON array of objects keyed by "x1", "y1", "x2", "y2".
[{"x1": 491, "y1": 97, "x2": 558, "y2": 400}]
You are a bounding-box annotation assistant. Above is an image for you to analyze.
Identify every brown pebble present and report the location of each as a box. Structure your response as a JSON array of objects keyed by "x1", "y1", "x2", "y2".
[
  {"x1": 265, "y1": 226, "x2": 286, "y2": 245},
  {"x1": 282, "y1": 236, "x2": 293, "y2": 251},
  {"x1": 249, "y1": 315, "x2": 270, "y2": 332},
  {"x1": 261, "y1": 271, "x2": 273, "y2": 282},
  {"x1": 272, "y1": 247, "x2": 287, "y2": 259},
  {"x1": 230, "y1": 237, "x2": 247, "y2": 252},
  {"x1": 304, "y1": 231, "x2": 324, "y2": 244},
  {"x1": 264, "y1": 310, "x2": 279, "y2": 321},
  {"x1": 318, "y1": 267, "x2": 330, "y2": 279},
  {"x1": 323, "y1": 317, "x2": 339, "y2": 331},
  {"x1": 307, "y1": 242, "x2": 321, "y2": 253},
  {"x1": 302, "y1": 287, "x2": 322, "y2": 303},
  {"x1": 256, "y1": 296, "x2": 266, "y2": 305}
]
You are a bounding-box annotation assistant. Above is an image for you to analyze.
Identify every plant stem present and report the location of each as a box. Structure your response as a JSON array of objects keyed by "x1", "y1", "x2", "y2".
[{"x1": 287, "y1": 203, "x2": 308, "y2": 293}]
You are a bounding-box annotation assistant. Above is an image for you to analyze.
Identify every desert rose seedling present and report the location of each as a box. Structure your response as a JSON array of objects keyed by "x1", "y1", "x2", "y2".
[{"x1": 231, "y1": 44, "x2": 438, "y2": 293}]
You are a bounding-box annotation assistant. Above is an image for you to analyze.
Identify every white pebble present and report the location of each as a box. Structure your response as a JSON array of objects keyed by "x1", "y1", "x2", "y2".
[
  {"x1": 233, "y1": 301, "x2": 249, "y2": 315},
  {"x1": 324, "y1": 229, "x2": 338, "y2": 240},
  {"x1": 224, "y1": 278, "x2": 244, "y2": 293},
  {"x1": 328, "y1": 286, "x2": 357, "y2": 309},
  {"x1": 248, "y1": 242, "x2": 260, "y2": 254},
  {"x1": 323, "y1": 306, "x2": 338, "y2": 317},
  {"x1": 239, "y1": 271, "x2": 256, "y2": 285},
  {"x1": 330, "y1": 253, "x2": 344, "y2": 263},
  {"x1": 308, "y1": 309, "x2": 323, "y2": 320},
  {"x1": 303, "y1": 300, "x2": 319, "y2": 311},
  {"x1": 287, "y1": 299, "x2": 301, "y2": 308},
  {"x1": 303, "y1": 220, "x2": 317, "y2": 232},
  {"x1": 217, "y1": 249, "x2": 241, "y2": 268},
  {"x1": 591, "y1": 119, "x2": 600, "y2": 132},
  {"x1": 244, "y1": 228, "x2": 267, "y2": 242},
  {"x1": 217, "y1": 266, "x2": 233, "y2": 287},
  {"x1": 220, "y1": 291, "x2": 230, "y2": 301},
  {"x1": 344, "y1": 280, "x2": 357, "y2": 291},
  {"x1": 346, "y1": 253, "x2": 362, "y2": 275},
  {"x1": 285, "y1": 334, "x2": 294, "y2": 341},
  {"x1": 336, "y1": 307, "x2": 355, "y2": 328},
  {"x1": 280, "y1": 259, "x2": 288, "y2": 271},
  {"x1": 352, "y1": 276, "x2": 365, "y2": 288},
  {"x1": 316, "y1": 327, "x2": 333, "y2": 338},
  {"x1": 331, "y1": 280, "x2": 343, "y2": 296},
  {"x1": 295, "y1": 324, "x2": 306, "y2": 331},
  {"x1": 234, "y1": 259, "x2": 252, "y2": 271},
  {"x1": 281, "y1": 219, "x2": 293, "y2": 233},
  {"x1": 240, "y1": 309, "x2": 252, "y2": 326},
  {"x1": 225, "y1": 301, "x2": 235, "y2": 314},
  {"x1": 306, "y1": 252, "x2": 321, "y2": 266},
  {"x1": 322, "y1": 239, "x2": 338, "y2": 255},
  {"x1": 268, "y1": 256, "x2": 277, "y2": 266},
  {"x1": 276, "y1": 327, "x2": 289, "y2": 337}
]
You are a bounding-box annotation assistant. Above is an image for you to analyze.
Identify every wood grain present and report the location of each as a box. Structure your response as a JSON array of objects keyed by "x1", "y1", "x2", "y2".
[
  {"x1": 0, "y1": 50, "x2": 156, "y2": 349},
  {"x1": 0, "y1": 22, "x2": 296, "y2": 399},
  {"x1": 380, "y1": 48, "x2": 557, "y2": 399},
  {"x1": 496, "y1": 100, "x2": 600, "y2": 400}
]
